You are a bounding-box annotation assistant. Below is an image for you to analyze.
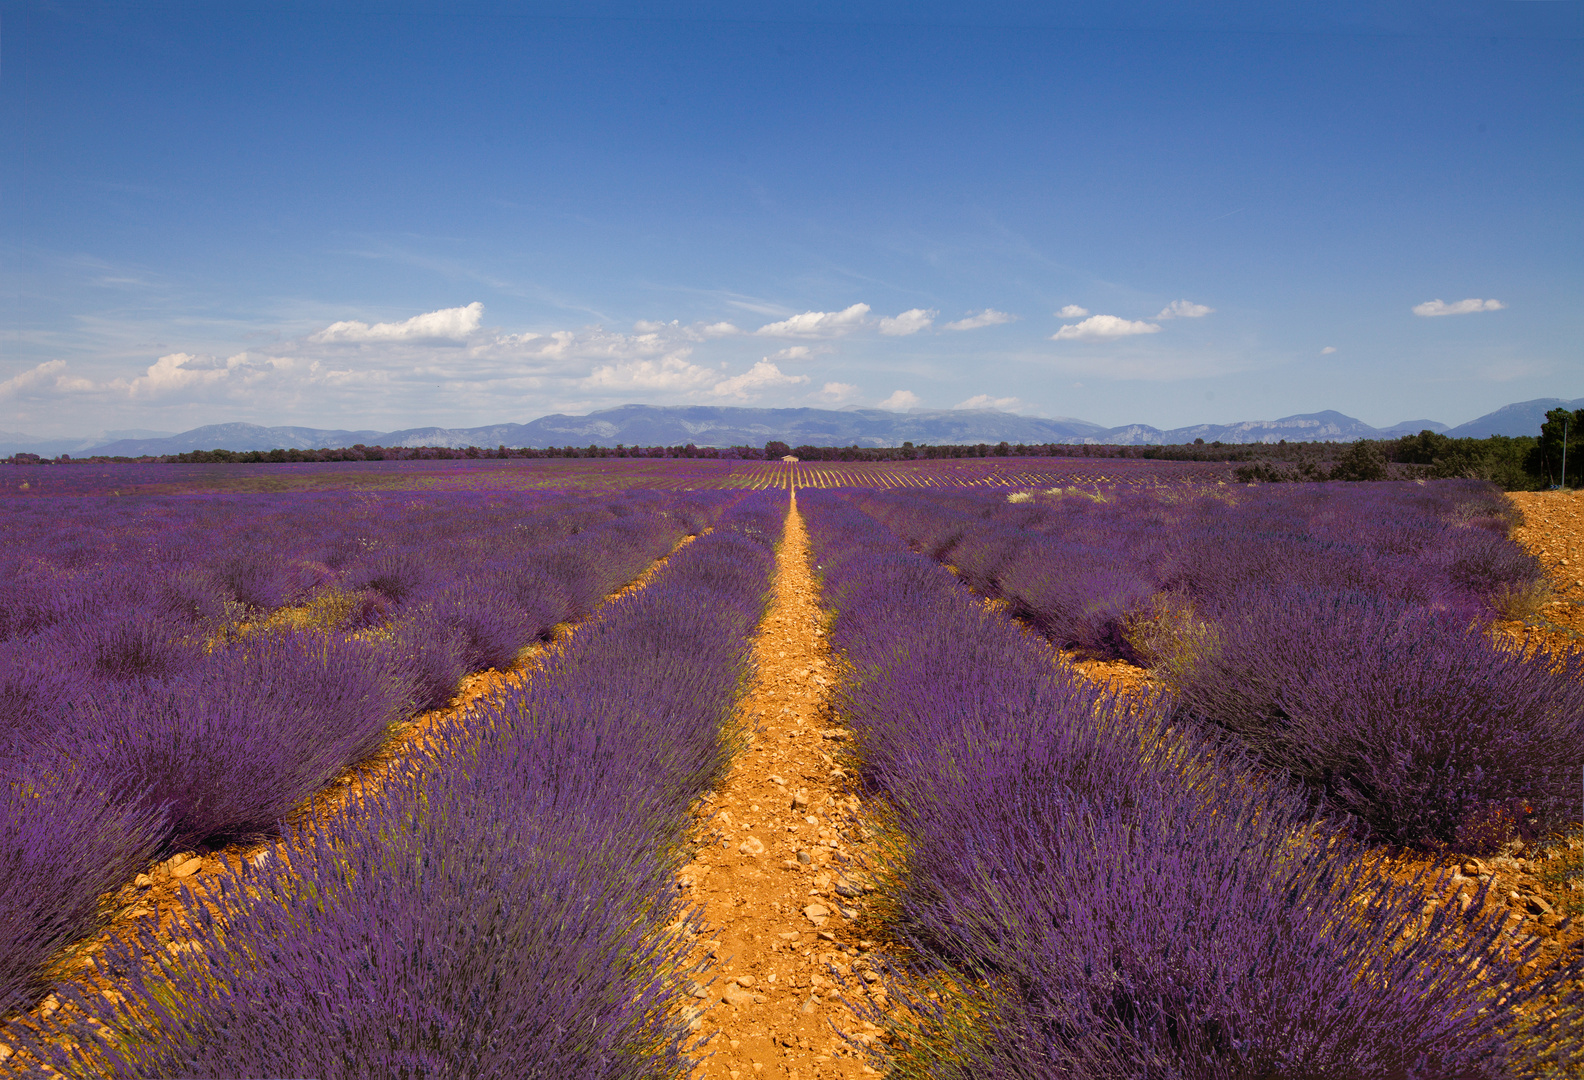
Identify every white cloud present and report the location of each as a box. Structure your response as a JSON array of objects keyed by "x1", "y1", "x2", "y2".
[
  {"x1": 755, "y1": 303, "x2": 871, "y2": 338},
  {"x1": 1155, "y1": 299, "x2": 1214, "y2": 319},
  {"x1": 710, "y1": 360, "x2": 810, "y2": 401},
  {"x1": 769, "y1": 345, "x2": 814, "y2": 362},
  {"x1": 1056, "y1": 305, "x2": 1090, "y2": 318},
  {"x1": 632, "y1": 319, "x2": 741, "y2": 338},
  {"x1": 581, "y1": 355, "x2": 717, "y2": 393},
  {"x1": 944, "y1": 309, "x2": 1016, "y2": 331},
  {"x1": 311, "y1": 302, "x2": 484, "y2": 343},
  {"x1": 1320, "y1": 346, "x2": 1337, "y2": 355},
  {"x1": 955, "y1": 394, "x2": 1022, "y2": 411},
  {"x1": 878, "y1": 308, "x2": 937, "y2": 336},
  {"x1": 140, "y1": 352, "x2": 235, "y2": 394},
  {"x1": 0, "y1": 360, "x2": 92, "y2": 398},
  {"x1": 1412, "y1": 298, "x2": 1506, "y2": 317},
  {"x1": 877, "y1": 389, "x2": 921, "y2": 411},
  {"x1": 817, "y1": 381, "x2": 861, "y2": 404},
  {"x1": 1051, "y1": 314, "x2": 1162, "y2": 341}
]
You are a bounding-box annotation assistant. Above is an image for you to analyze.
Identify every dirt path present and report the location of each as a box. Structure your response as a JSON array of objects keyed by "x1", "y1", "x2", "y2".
[
  {"x1": 679, "y1": 495, "x2": 886, "y2": 1080},
  {"x1": 1507, "y1": 489, "x2": 1584, "y2": 641},
  {"x1": 0, "y1": 533, "x2": 702, "y2": 1075}
]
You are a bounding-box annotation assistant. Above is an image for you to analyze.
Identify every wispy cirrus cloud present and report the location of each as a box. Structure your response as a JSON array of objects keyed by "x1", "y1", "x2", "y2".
[
  {"x1": 1155, "y1": 299, "x2": 1214, "y2": 319},
  {"x1": 1412, "y1": 298, "x2": 1506, "y2": 317},
  {"x1": 944, "y1": 309, "x2": 1015, "y2": 331},
  {"x1": 1052, "y1": 314, "x2": 1162, "y2": 341}
]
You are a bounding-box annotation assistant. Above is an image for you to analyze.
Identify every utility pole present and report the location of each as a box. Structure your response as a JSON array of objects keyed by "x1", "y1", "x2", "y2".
[{"x1": 1562, "y1": 418, "x2": 1569, "y2": 491}]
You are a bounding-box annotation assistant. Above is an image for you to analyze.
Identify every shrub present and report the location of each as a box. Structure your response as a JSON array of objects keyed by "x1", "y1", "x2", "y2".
[
  {"x1": 57, "y1": 630, "x2": 411, "y2": 850},
  {"x1": 800, "y1": 490, "x2": 1579, "y2": 1077},
  {"x1": 14, "y1": 492, "x2": 781, "y2": 1078},
  {"x1": 1169, "y1": 589, "x2": 1584, "y2": 851},
  {"x1": 0, "y1": 772, "x2": 167, "y2": 1019}
]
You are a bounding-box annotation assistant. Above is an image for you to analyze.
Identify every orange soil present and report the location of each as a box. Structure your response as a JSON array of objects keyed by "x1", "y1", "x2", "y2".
[
  {"x1": 678, "y1": 495, "x2": 886, "y2": 1080},
  {"x1": 1507, "y1": 489, "x2": 1584, "y2": 643}
]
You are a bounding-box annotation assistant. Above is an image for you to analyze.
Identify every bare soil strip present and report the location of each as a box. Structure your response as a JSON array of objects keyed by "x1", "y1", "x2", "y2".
[
  {"x1": 1507, "y1": 490, "x2": 1584, "y2": 645},
  {"x1": 0, "y1": 533, "x2": 702, "y2": 1074},
  {"x1": 678, "y1": 495, "x2": 886, "y2": 1080}
]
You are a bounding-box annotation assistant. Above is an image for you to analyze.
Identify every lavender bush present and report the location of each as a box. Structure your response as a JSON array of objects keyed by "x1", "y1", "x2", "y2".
[
  {"x1": 0, "y1": 771, "x2": 167, "y2": 1019},
  {"x1": 801, "y1": 490, "x2": 1580, "y2": 1078},
  {"x1": 14, "y1": 491, "x2": 785, "y2": 1078},
  {"x1": 1170, "y1": 588, "x2": 1584, "y2": 851},
  {"x1": 0, "y1": 486, "x2": 738, "y2": 1030},
  {"x1": 849, "y1": 481, "x2": 1572, "y2": 854},
  {"x1": 47, "y1": 630, "x2": 412, "y2": 851}
]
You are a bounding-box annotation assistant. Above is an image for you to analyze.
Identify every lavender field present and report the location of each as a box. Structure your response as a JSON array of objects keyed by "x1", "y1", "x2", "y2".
[
  {"x1": 1, "y1": 467, "x2": 1580, "y2": 1078},
  {"x1": 1, "y1": 455, "x2": 1233, "y2": 499}
]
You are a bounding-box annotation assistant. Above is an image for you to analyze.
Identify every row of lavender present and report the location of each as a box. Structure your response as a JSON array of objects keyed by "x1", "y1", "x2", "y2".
[
  {"x1": 851, "y1": 480, "x2": 1583, "y2": 853},
  {"x1": 801, "y1": 490, "x2": 1581, "y2": 1078},
  {"x1": 1, "y1": 488, "x2": 732, "y2": 1020},
  {"x1": 11, "y1": 490, "x2": 785, "y2": 1078}
]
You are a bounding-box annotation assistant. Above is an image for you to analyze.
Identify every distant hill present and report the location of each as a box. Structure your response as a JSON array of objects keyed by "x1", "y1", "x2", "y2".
[
  {"x1": 81, "y1": 407, "x2": 1112, "y2": 454},
  {"x1": 5, "y1": 396, "x2": 1573, "y2": 456},
  {"x1": 87, "y1": 423, "x2": 388, "y2": 456},
  {"x1": 0, "y1": 428, "x2": 176, "y2": 457},
  {"x1": 1444, "y1": 397, "x2": 1584, "y2": 439}
]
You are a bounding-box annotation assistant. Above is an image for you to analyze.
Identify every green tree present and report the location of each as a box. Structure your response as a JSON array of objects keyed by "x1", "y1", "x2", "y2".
[
  {"x1": 1329, "y1": 439, "x2": 1388, "y2": 482},
  {"x1": 1532, "y1": 407, "x2": 1584, "y2": 488}
]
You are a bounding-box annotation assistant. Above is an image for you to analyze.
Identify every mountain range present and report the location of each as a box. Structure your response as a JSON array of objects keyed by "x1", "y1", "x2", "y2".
[{"x1": 4, "y1": 397, "x2": 1580, "y2": 457}]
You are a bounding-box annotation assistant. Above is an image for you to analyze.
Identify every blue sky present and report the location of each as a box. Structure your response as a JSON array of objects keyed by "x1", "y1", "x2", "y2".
[{"x1": 2, "y1": 1, "x2": 1580, "y2": 437}]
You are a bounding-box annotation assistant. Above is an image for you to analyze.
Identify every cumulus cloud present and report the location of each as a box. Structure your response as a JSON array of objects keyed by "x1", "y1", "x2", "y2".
[
  {"x1": 878, "y1": 308, "x2": 937, "y2": 336},
  {"x1": 954, "y1": 394, "x2": 1022, "y2": 411},
  {"x1": 1155, "y1": 299, "x2": 1214, "y2": 319},
  {"x1": 1056, "y1": 305, "x2": 1090, "y2": 318},
  {"x1": 755, "y1": 303, "x2": 871, "y2": 338},
  {"x1": 944, "y1": 309, "x2": 1016, "y2": 331},
  {"x1": 878, "y1": 389, "x2": 921, "y2": 411},
  {"x1": 817, "y1": 381, "x2": 861, "y2": 404},
  {"x1": 312, "y1": 302, "x2": 484, "y2": 343},
  {"x1": 1413, "y1": 298, "x2": 1506, "y2": 317},
  {"x1": 475, "y1": 321, "x2": 737, "y2": 372},
  {"x1": 0, "y1": 360, "x2": 91, "y2": 398},
  {"x1": 1051, "y1": 314, "x2": 1162, "y2": 341},
  {"x1": 16, "y1": 297, "x2": 1009, "y2": 433},
  {"x1": 581, "y1": 355, "x2": 717, "y2": 393},
  {"x1": 711, "y1": 360, "x2": 810, "y2": 401},
  {"x1": 1321, "y1": 346, "x2": 1337, "y2": 355}
]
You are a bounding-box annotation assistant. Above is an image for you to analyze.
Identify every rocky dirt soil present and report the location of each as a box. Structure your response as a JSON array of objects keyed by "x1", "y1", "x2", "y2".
[
  {"x1": 1508, "y1": 489, "x2": 1584, "y2": 642},
  {"x1": 677, "y1": 496, "x2": 886, "y2": 1080}
]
